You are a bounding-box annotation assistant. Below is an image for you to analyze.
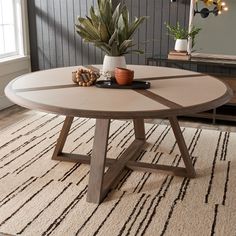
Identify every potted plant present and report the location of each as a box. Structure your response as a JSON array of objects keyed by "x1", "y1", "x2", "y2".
[
  {"x1": 165, "y1": 22, "x2": 201, "y2": 52},
  {"x1": 75, "y1": 0, "x2": 146, "y2": 76}
]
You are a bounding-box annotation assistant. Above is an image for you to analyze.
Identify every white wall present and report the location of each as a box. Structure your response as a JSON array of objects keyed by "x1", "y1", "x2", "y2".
[
  {"x1": 0, "y1": 0, "x2": 30, "y2": 110},
  {"x1": 193, "y1": 0, "x2": 236, "y2": 56},
  {"x1": 0, "y1": 56, "x2": 30, "y2": 110}
]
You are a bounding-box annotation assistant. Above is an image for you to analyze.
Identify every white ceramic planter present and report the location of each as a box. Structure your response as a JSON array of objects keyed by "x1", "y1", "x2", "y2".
[
  {"x1": 174, "y1": 39, "x2": 188, "y2": 52},
  {"x1": 102, "y1": 55, "x2": 126, "y2": 77}
]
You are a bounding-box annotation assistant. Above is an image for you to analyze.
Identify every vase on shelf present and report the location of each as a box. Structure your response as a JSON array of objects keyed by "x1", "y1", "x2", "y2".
[{"x1": 174, "y1": 39, "x2": 188, "y2": 52}]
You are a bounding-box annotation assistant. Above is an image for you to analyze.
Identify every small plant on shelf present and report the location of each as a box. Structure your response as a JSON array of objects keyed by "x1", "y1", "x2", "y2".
[{"x1": 165, "y1": 22, "x2": 201, "y2": 51}]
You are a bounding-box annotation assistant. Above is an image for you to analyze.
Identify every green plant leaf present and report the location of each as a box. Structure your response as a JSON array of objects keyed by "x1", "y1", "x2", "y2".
[
  {"x1": 77, "y1": 17, "x2": 100, "y2": 39},
  {"x1": 75, "y1": 25, "x2": 96, "y2": 41},
  {"x1": 98, "y1": 22, "x2": 110, "y2": 42},
  {"x1": 128, "y1": 16, "x2": 146, "y2": 39},
  {"x1": 119, "y1": 39, "x2": 133, "y2": 54},
  {"x1": 110, "y1": 42, "x2": 120, "y2": 56},
  {"x1": 108, "y1": 29, "x2": 118, "y2": 46},
  {"x1": 98, "y1": 0, "x2": 112, "y2": 34},
  {"x1": 110, "y1": 3, "x2": 121, "y2": 32},
  {"x1": 166, "y1": 21, "x2": 189, "y2": 39},
  {"x1": 121, "y1": 6, "x2": 129, "y2": 30},
  {"x1": 94, "y1": 41, "x2": 112, "y2": 55},
  {"x1": 123, "y1": 49, "x2": 144, "y2": 55},
  {"x1": 75, "y1": 0, "x2": 147, "y2": 56},
  {"x1": 89, "y1": 6, "x2": 99, "y2": 28}
]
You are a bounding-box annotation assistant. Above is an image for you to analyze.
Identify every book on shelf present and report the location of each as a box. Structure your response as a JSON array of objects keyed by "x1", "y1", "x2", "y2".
[
  {"x1": 168, "y1": 50, "x2": 188, "y2": 56},
  {"x1": 168, "y1": 51, "x2": 190, "y2": 60}
]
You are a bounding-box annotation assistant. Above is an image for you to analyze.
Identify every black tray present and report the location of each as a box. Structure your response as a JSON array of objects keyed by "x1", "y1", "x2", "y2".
[{"x1": 95, "y1": 80, "x2": 150, "y2": 89}]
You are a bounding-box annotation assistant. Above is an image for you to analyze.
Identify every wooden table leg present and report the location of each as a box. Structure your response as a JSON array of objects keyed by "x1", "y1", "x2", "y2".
[
  {"x1": 52, "y1": 116, "x2": 74, "y2": 160},
  {"x1": 87, "y1": 119, "x2": 110, "y2": 203},
  {"x1": 168, "y1": 116, "x2": 196, "y2": 178},
  {"x1": 133, "y1": 118, "x2": 146, "y2": 141},
  {"x1": 87, "y1": 118, "x2": 146, "y2": 204}
]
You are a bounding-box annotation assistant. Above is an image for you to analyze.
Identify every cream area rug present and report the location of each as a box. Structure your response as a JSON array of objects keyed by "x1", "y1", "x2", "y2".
[{"x1": 0, "y1": 112, "x2": 236, "y2": 236}]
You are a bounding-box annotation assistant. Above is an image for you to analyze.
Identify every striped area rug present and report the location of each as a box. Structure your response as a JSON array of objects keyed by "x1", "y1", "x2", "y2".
[{"x1": 0, "y1": 112, "x2": 236, "y2": 236}]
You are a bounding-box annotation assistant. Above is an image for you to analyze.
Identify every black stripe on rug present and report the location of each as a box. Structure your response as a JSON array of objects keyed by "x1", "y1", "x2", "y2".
[
  {"x1": 205, "y1": 132, "x2": 222, "y2": 203},
  {"x1": 0, "y1": 179, "x2": 53, "y2": 227},
  {"x1": 42, "y1": 185, "x2": 88, "y2": 236},
  {"x1": 0, "y1": 176, "x2": 38, "y2": 208},
  {"x1": 17, "y1": 182, "x2": 73, "y2": 235}
]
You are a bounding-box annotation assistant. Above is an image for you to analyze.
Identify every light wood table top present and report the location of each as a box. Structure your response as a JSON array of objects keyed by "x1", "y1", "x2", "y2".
[{"x1": 5, "y1": 65, "x2": 233, "y2": 119}]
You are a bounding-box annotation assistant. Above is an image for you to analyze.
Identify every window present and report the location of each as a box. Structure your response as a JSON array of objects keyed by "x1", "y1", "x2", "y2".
[{"x1": 0, "y1": 0, "x2": 27, "y2": 60}]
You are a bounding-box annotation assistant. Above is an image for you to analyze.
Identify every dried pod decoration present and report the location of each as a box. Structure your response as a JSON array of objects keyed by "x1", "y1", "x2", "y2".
[{"x1": 72, "y1": 68, "x2": 100, "y2": 86}]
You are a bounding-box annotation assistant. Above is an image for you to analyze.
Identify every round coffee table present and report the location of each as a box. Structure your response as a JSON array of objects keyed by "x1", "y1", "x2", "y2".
[{"x1": 5, "y1": 65, "x2": 232, "y2": 204}]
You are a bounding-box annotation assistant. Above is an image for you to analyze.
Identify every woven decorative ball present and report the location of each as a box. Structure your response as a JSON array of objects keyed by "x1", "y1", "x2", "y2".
[{"x1": 72, "y1": 68, "x2": 100, "y2": 87}]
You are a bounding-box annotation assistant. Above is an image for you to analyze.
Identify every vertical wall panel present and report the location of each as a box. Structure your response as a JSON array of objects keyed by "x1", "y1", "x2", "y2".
[
  {"x1": 87, "y1": 0, "x2": 96, "y2": 65},
  {"x1": 53, "y1": 0, "x2": 63, "y2": 67},
  {"x1": 160, "y1": 0, "x2": 170, "y2": 57},
  {"x1": 154, "y1": 0, "x2": 163, "y2": 59},
  {"x1": 47, "y1": 0, "x2": 57, "y2": 68},
  {"x1": 27, "y1": 0, "x2": 38, "y2": 71},
  {"x1": 40, "y1": 0, "x2": 50, "y2": 69},
  {"x1": 60, "y1": 0, "x2": 70, "y2": 67},
  {"x1": 34, "y1": 0, "x2": 44, "y2": 70},
  {"x1": 169, "y1": 2, "x2": 178, "y2": 53},
  {"x1": 122, "y1": 0, "x2": 132, "y2": 64},
  {"x1": 67, "y1": 0, "x2": 76, "y2": 66},
  {"x1": 138, "y1": 0, "x2": 147, "y2": 65},
  {"x1": 80, "y1": 0, "x2": 89, "y2": 65},
  {"x1": 146, "y1": 0, "x2": 155, "y2": 61},
  {"x1": 130, "y1": 0, "x2": 139, "y2": 64},
  {"x1": 74, "y1": 0, "x2": 83, "y2": 66}
]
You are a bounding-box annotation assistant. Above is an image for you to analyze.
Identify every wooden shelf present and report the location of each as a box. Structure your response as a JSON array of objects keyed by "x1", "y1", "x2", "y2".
[{"x1": 185, "y1": 112, "x2": 236, "y2": 122}]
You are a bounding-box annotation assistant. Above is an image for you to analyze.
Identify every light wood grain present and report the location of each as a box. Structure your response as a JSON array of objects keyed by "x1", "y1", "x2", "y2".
[
  {"x1": 169, "y1": 116, "x2": 196, "y2": 178},
  {"x1": 5, "y1": 65, "x2": 233, "y2": 119},
  {"x1": 52, "y1": 116, "x2": 73, "y2": 160},
  {"x1": 126, "y1": 161, "x2": 189, "y2": 177},
  {"x1": 102, "y1": 139, "x2": 145, "y2": 202},
  {"x1": 87, "y1": 119, "x2": 110, "y2": 203}
]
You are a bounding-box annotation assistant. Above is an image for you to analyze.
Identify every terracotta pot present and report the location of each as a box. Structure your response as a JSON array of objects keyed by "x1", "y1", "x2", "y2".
[{"x1": 115, "y1": 67, "x2": 134, "y2": 85}]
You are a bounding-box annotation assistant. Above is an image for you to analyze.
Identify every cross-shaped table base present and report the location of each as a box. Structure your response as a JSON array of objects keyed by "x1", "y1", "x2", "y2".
[{"x1": 52, "y1": 116, "x2": 196, "y2": 204}]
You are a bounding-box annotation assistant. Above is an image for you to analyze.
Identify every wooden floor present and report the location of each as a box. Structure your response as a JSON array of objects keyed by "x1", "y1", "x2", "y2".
[
  {"x1": 0, "y1": 105, "x2": 236, "y2": 132},
  {"x1": 0, "y1": 105, "x2": 35, "y2": 131},
  {"x1": 0, "y1": 233, "x2": 14, "y2": 236}
]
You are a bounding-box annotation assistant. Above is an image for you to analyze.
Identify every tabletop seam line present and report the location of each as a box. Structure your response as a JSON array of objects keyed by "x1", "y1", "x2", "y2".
[{"x1": 133, "y1": 89, "x2": 183, "y2": 109}]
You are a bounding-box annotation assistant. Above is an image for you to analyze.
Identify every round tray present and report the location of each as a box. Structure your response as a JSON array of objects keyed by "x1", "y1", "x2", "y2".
[{"x1": 95, "y1": 80, "x2": 151, "y2": 89}]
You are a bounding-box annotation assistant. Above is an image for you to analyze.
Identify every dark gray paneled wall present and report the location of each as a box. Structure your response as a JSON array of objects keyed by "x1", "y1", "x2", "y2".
[
  {"x1": 28, "y1": 0, "x2": 103, "y2": 71},
  {"x1": 122, "y1": 0, "x2": 190, "y2": 65},
  {"x1": 27, "y1": 0, "x2": 190, "y2": 71}
]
